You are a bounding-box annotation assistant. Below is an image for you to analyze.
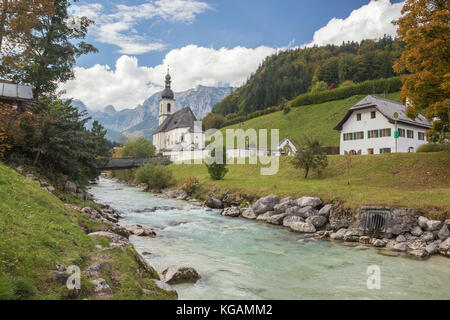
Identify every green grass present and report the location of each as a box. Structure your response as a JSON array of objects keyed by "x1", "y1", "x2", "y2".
[
  {"x1": 221, "y1": 92, "x2": 400, "y2": 147},
  {"x1": 170, "y1": 152, "x2": 450, "y2": 220},
  {"x1": 0, "y1": 161, "x2": 176, "y2": 300}
]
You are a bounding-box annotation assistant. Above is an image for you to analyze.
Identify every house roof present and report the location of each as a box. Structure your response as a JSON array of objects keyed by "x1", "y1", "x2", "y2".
[
  {"x1": 0, "y1": 82, "x2": 34, "y2": 102},
  {"x1": 154, "y1": 107, "x2": 197, "y2": 134},
  {"x1": 334, "y1": 95, "x2": 433, "y2": 131}
]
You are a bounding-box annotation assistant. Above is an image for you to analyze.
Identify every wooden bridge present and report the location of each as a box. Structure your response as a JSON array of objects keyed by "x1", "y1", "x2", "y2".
[{"x1": 98, "y1": 156, "x2": 171, "y2": 171}]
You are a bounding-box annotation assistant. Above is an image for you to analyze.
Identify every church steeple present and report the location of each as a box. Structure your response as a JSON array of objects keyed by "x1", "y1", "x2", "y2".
[{"x1": 159, "y1": 67, "x2": 175, "y2": 126}]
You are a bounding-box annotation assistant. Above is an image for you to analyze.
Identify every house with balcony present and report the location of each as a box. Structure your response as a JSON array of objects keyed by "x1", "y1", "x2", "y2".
[{"x1": 334, "y1": 95, "x2": 432, "y2": 155}]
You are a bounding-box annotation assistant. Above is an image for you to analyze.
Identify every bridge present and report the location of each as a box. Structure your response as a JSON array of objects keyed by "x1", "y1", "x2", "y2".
[{"x1": 98, "y1": 156, "x2": 171, "y2": 171}]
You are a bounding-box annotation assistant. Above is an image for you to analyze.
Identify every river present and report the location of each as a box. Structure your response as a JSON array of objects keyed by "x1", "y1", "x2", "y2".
[{"x1": 88, "y1": 177, "x2": 450, "y2": 300}]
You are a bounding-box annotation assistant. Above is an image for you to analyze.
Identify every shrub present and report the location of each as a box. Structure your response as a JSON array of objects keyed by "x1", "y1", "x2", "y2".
[
  {"x1": 283, "y1": 105, "x2": 291, "y2": 114},
  {"x1": 205, "y1": 146, "x2": 229, "y2": 180},
  {"x1": 311, "y1": 81, "x2": 328, "y2": 93},
  {"x1": 179, "y1": 176, "x2": 200, "y2": 195},
  {"x1": 13, "y1": 278, "x2": 36, "y2": 300},
  {"x1": 340, "y1": 80, "x2": 356, "y2": 88},
  {"x1": 417, "y1": 143, "x2": 450, "y2": 153},
  {"x1": 135, "y1": 163, "x2": 174, "y2": 190},
  {"x1": 291, "y1": 137, "x2": 328, "y2": 179},
  {"x1": 122, "y1": 138, "x2": 156, "y2": 158}
]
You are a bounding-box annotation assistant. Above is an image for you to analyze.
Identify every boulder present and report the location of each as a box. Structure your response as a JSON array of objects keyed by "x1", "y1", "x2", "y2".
[
  {"x1": 125, "y1": 225, "x2": 156, "y2": 237},
  {"x1": 53, "y1": 271, "x2": 70, "y2": 285},
  {"x1": 426, "y1": 220, "x2": 442, "y2": 232},
  {"x1": 306, "y1": 215, "x2": 327, "y2": 229},
  {"x1": 152, "y1": 280, "x2": 178, "y2": 298},
  {"x1": 330, "y1": 228, "x2": 347, "y2": 240},
  {"x1": 396, "y1": 234, "x2": 406, "y2": 243},
  {"x1": 256, "y1": 211, "x2": 276, "y2": 222},
  {"x1": 425, "y1": 241, "x2": 441, "y2": 255},
  {"x1": 290, "y1": 221, "x2": 316, "y2": 233},
  {"x1": 88, "y1": 231, "x2": 128, "y2": 243},
  {"x1": 411, "y1": 226, "x2": 423, "y2": 237},
  {"x1": 372, "y1": 239, "x2": 386, "y2": 247},
  {"x1": 285, "y1": 206, "x2": 317, "y2": 219},
  {"x1": 206, "y1": 194, "x2": 223, "y2": 209},
  {"x1": 439, "y1": 238, "x2": 450, "y2": 257},
  {"x1": 420, "y1": 232, "x2": 435, "y2": 244},
  {"x1": 273, "y1": 200, "x2": 296, "y2": 214},
  {"x1": 418, "y1": 216, "x2": 429, "y2": 229},
  {"x1": 359, "y1": 236, "x2": 371, "y2": 244},
  {"x1": 162, "y1": 266, "x2": 201, "y2": 285},
  {"x1": 282, "y1": 216, "x2": 304, "y2": 228},
  {"x1": 280, "y1": 197, "x2": 293, "y2": 203},
  {"x1": 438, "y1": 225, "x2": 450, "y2": 240},
  {"x1": 343, "y1": 229, "x2": 363, "y2": 242},
  {"x1": 393, "y1": 242, "x2": 407, "y2": 252},
  {"x1": 90, "y1": 278, "x2": 113, "y2": 297},
  {"x1": 296, "y1": 197, "x2": 322, "y2": 208},
  {"x1": 329, "y1": 206, "x2": 353, "y2": 230},
  {"x1": 445, "y1": 219, "x2": 450, "y2": 226},
  {"x1": 252, "y1": 195, "x2": 280, "y2": 215},
  {"x1": 65, "y1": 181, "x2": 78, "y2": 193},
  {"x1": 221, "y1": 206, "x2": 241, "y2": 217},
  {"x1": 318, "y1": 204, "x2": 333, "y2": 217},
  {"x1": 315, "y1": 231, "x2": 332, "y2": 239},
  {"x1": 86, "y1": 262, "x2": 113, "y2": 278},
  {"x1": 408, "y1": 249, "x2": 428, "y2": 258},
  {"x1": 241, "y1": 208, "x2": 257, "y2": 220},
  {"x1": 266, "y1": 213, "x2": 288, "y2": 225},
  {"x1": 407, "y1": 239, "x2": 426, "y2": 251}
]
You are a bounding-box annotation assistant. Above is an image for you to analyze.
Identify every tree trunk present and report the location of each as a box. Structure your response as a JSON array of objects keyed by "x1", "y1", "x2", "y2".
[
  {"x1": 0, "y1": 0, "x2": 8, "y2": 52},
  {"x1": 304, "y1": 167, "x2": 309, "y2": 179}
]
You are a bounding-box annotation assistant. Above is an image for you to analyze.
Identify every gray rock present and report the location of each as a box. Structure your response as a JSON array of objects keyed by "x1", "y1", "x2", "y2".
[
  {"x1": 221, "y1": 206, "x2": 241, "y2": 217},
  {"x1": 393, "y1": 242, "x2": 407, "y2": 252},
  {"x1": 282, "y1": 216, "x2": 304, "y2": 228},
  {"x1": 290, "y1": 222, "x2": 316, "y2": 233},
  {"x1": 90, "y1": 278, "x2": 113, "y2": 297},
  {"x1": 65, "y1": 181, "x2": 78, "y2": 193},
  {"x1": 125, "y1": 225, "x2": 156, "y2": 237},
  {"x1": 162, "y1": 266, "x2": 200, "y2": 284},
  {"x1": 426, "y1": 220, "x2": 442, "y2": 232},
  {"x1": 318, "y1": 204, "x2": 333, "y2": 217},
  {"x1": 241, "y1": 208, "x2": 257, "y2": 220},
  {"x1": 396, "y1": 234, "x2": 407, "y2": 243},
  {"x1": 407, "y1": 239, "x2": 426, "y2": 251},
  {"x1": 408, "y1": 249, "x2": 428, "y2": 258},
  {"x1": 305, "y1": 215, "x2": 327, "y2": 228},
  {"x1": 411, "y1": 226, "x2": 423, "y2": 237},
  {"x1": 359, "y1": 236, "x2": 371, "y2": 244},
  {"x1": 266, "y1": 213, "x2": 288, "y2": 225},
  {"x1": 286, "y1": 206, "x2": 317, "y2": 218},
  {"x1": 343, "y1": 229, "x2": 363, "y2": 242},
  {"x1": 53, "y1": 271, "x2": 70, "y2": 285},
  {"x1": 330, "y1": 228, "x2": 347, "y2": 240},
  {"x1": 152, "y1": 280, "x2": 178, "y2": 297},
  {"x1": 420, "y1": 232, "x2": 435, "y2": 243},
  {"x1": 329, "y1": 207, "x2": 353, "y2": 230},
  {"x1": 418, "y1": 216, "x2": 429, "y2": 229},
  {"x1": 273, "y1": 201, "x2": 296, "y2": 214},
  {"x1": 86, "y1": 262, "x2": 113, "y2": 278},
  {"x1": 256, "y1": 211, "x2": 276, "y2": 222},
  {"x1": 438, "y1": 225, "x2": 450, "y2": 240},
  {"x1": 425, "y1": 241, "x2": 441, "y2": 255},
  {"x1": 88, "y1": 231, "x2": 128, "y2": 243},
  {"x1": 280, "y1": 197, "x2": 293, "y2": 203},
  {"x1": 206, "y1": 194, "x2": 223, "y2": 209},
  {"x1": 296, "y1": 196, "x2": 322, "y2": 208},
  {"x1": 55, "y1": 263, "x2": 66, "y2": 272},
  {"x1": 252, "y1": 195, "x2": 280, "y2": 215},
  {"x1": 439, "y1": 238, "x2": 450, "y2": 257},
  {"x1": 373, "y1": 239, "x2": 386, "y2": 247},
  {"x1": 445, "y1": 219, "x2": 450, "y2": 226}
]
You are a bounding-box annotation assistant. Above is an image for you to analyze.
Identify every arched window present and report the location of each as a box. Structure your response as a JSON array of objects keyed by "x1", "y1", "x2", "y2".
[{"x1": 167, "y1": 103, "x2": 171, "y2": 113}]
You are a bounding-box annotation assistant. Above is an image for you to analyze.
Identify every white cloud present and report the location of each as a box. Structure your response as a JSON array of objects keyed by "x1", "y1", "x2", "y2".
[
  {"x1": 71, "y1": 0, "x2": 211, "y2": 54},
  {"x1": 60, "y1": 45, "x2": 276, "y2": 111},
  {"x1": 305, "y1": 0, "x2": 404, "y2": 47}
]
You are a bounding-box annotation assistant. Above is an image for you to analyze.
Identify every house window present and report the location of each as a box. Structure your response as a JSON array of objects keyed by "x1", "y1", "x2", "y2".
[
  {"x1": 371, "y1": 111, "x2": 376, "y2": 119},
  {"x1": 368, "y1": 148, "x2": 374, "y2": 155},
  {"x1": 381, "y1": 128, "x2": 391, "y2": 137},
  {"x1": 357, "y1": 113, "x2": 361, "y2": 121},
  {"x1": 379, "y1": 148, "x2": 391, "y2": 154},
  {"x1": 418, "y1": 132, "x2": 425, "y2": 140},
  {"x1": 407, "y1": 130, "x2": 414, "y2": 139},
  {"x1": 398, "y1": 128, "x2": 405, "y2": 138},
  {"x1": 343, "y1": 131, "x2": 364, "y2": 141}
]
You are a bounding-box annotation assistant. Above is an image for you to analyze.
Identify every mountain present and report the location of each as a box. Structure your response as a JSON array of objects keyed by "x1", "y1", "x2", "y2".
[{"x1": 73, "y1": 85, "x2": 232, "y2": 142}]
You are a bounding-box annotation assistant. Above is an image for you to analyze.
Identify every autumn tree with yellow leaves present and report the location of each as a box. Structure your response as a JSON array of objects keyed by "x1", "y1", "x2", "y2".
[{"x1": 394, "y1": 0, "x2": 450, "y2": 141}]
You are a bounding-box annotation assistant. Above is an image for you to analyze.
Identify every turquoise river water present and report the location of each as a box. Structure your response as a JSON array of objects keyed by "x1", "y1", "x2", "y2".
[{"x1": 88, "y1": 177, "x2": 450, "y2": 300}]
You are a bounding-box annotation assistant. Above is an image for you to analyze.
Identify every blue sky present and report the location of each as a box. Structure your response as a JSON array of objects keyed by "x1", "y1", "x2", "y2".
[{"x1": 63, "y1": 0, "x2": 405, "y2": 110}]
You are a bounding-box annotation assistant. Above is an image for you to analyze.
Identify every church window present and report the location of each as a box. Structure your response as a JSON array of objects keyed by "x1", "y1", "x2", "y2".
[{"x1": 167, "y1": 103, "x2": 171, "y2": 112}]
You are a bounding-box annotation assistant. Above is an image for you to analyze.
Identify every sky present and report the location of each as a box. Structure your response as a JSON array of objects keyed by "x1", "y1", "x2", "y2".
[{"x1": 60, "y1": 0, "x2": 405, "y2": 111}]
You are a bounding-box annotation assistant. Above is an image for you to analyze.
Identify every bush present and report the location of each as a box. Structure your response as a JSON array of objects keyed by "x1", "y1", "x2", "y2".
[
  {"x1": 135, "y1": 163, "x2": 174, "y2": 190},
  {"x1": 13, "y1": 278, "x2": 36, "y2": 300},
  {"x1": 283, "y1": 105, "x2": 291, "y2": 114},
  {"x1": 311, "y1": 81, "x2": 328, "y2": 93},
  {"x1": 179, "y1": 176, "x2": 200, "y2": 195},
  {"x1": 122, "y1": 138, "x2": 156, "y2": 158},
  {"x1": 291, "y1": 137, "x2": 328, "y2": 179},
  {"x1": 205, "y1": 146, "x2": 229, "y2": 180},
  {"x1": 417, "y1": 144, "x2": 450, "y2": 153}
]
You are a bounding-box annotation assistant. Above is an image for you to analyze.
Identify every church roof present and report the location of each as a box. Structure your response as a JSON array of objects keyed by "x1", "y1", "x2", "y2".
[
  {"x1": 154, "y1": 107, "x2": 198, "y2": 134},
  {"x1": 334, "y1": 95, "x2": 433, "y2": 131},
  {"x1": 161, "y1": 71, "x2": 174, "y2": 99}
]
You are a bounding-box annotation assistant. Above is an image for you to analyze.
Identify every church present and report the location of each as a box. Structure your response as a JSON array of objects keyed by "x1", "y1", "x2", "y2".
[{"x1": 153, "y1": 71, "x2": 205, "y2": 153}]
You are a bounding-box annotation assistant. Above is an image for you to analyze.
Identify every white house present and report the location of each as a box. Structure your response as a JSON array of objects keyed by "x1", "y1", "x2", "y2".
[
  {"x1": 334, "y1": 95, "x2": 432, "y2": 155},
  {"x1": 153, "y1": 71, "x2": 204, "y2": 153}
]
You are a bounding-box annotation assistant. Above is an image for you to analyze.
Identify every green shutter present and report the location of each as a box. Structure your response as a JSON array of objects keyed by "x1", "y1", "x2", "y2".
[{"x1": 388, "y1": 128, "x2": 391, "y2": 136}]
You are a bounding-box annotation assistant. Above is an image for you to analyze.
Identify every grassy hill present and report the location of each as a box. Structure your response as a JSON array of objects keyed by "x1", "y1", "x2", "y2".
[
  {"x1": 221, "y1": 92, "x2": 400, "y2": 147},
  {"x1": 0, "y1": 162, "x2": 174, "y2": 300},
  {"x1": 171, "y1": 152, "x2": 450, "y2": 219}
]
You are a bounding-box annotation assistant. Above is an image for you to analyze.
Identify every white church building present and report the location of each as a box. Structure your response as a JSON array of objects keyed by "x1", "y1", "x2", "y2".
[
  {"x1": 153, "y1": 71, "x2": 205, "y2": 153},
  {"x1": 334, "y1": 95, "x2": 432, "y2": 155}
]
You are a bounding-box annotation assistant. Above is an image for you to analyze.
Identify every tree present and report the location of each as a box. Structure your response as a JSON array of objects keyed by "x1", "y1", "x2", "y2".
[
  {"x1": 0, "y1": 0, "x2": 97, "y2": 98},
  {"x1": 311, "y1": 81, "x2": 328, "y2": 93},
  {"x1": 291, "y1": 137, "x2": 328, "y2": 179},
  {"x1": 205, "y1": 145, "x2": 229, "y2": 180},
  {"x1": 122, "y1": 137, "x2": 156, "y2": 158},
  {"x1": 340, "y1": 80, "x2": 356, "y2": 88},
  {"x1": 135, "y1": 163, "x2": 174, "y2": 190},
  {"x1": 393, "y1": 0, "x2": 450, "y2": 141},
  {"x1": 202, "y1": 113, "x2": 225, "y2": 131}
]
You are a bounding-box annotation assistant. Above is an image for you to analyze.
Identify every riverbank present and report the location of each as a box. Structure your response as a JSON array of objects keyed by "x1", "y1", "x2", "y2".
[{"x1": 0, "y1": 162, "x2": 177, "y2": 300}]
